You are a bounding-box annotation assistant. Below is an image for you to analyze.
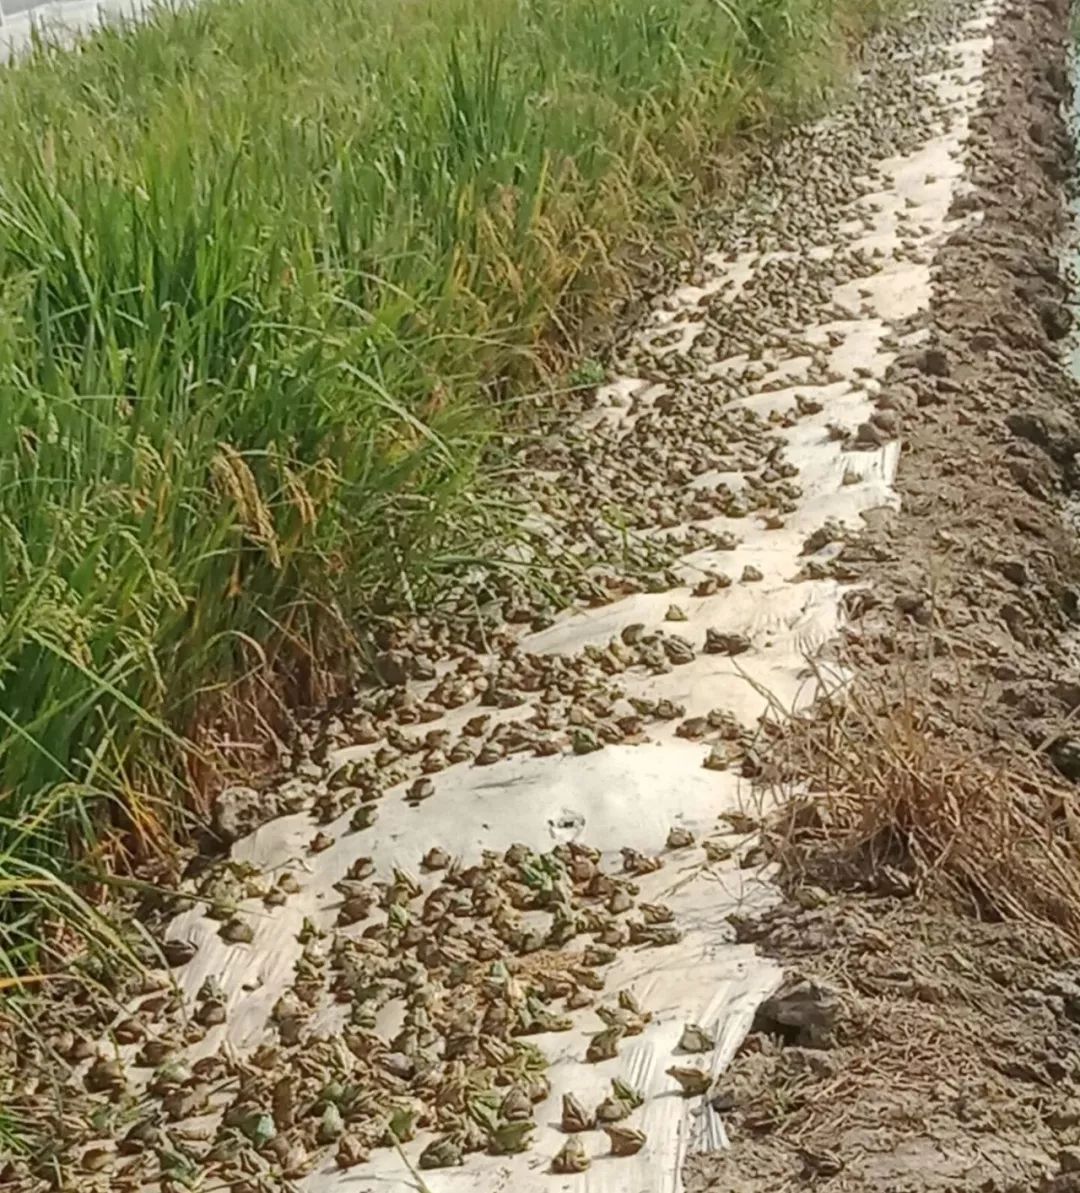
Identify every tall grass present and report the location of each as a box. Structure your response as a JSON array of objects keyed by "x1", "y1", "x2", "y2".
[{"x1": 0, "y1": 0, "x2": 874, "y2": 960}]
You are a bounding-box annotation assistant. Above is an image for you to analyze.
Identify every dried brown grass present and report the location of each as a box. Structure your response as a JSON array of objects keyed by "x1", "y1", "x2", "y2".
[{"x1": 763, "y1": 672, "x2": 1080, "y2": 946}]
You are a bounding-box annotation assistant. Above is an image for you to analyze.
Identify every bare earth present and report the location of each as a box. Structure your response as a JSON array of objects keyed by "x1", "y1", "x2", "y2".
[{"x1": 691, "y1": 0, "x2": 1080, "y2": 1189}]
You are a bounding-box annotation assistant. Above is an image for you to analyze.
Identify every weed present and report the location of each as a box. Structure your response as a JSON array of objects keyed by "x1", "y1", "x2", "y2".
[{"x1": 568, "y1": 358, "x2": 607, "y2": 389}]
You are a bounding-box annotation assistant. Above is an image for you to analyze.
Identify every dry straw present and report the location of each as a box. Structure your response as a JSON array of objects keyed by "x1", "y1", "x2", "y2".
[{"x1": 764, "y1": 668, "x2": 1080, "y2": 946}]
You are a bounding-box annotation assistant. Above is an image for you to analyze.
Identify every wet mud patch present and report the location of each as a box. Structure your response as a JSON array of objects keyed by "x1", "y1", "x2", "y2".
[
  {"x1": 835, "y1": 0, "x2": 1080, "y2": 759},
  {"x1": 689, "y1": 0, "x2": 1080, "y2": 1189},
  {"x1": 687, "y1": 902, "x2": 1080, "y2": 1193}
]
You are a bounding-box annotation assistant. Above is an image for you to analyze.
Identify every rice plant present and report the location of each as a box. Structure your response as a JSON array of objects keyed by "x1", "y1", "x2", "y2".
[{"x1": 0, "y1": 0, "x2": 876, "y2": 963}]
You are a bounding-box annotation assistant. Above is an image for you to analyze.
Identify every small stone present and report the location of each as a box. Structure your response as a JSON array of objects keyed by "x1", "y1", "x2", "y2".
[{"x1": 1061, "y1": 1148, "x2": 1080, "y2": 1175}]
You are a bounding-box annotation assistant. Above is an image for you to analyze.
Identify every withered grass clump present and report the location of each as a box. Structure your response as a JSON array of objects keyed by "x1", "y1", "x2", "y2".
[{"x1": 765, "y1": 684, "x2": 1080, "y2": 945}]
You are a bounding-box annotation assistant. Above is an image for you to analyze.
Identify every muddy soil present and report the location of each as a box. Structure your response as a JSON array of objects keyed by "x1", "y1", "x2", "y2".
[
  {"x1": 836, "y1": 0, "x2": 1080, "y2": 758},
  {"x1": 689, "y1": 0, "x2": 1080, "y2": 1189},
  {"x1": 687, "y1": 906, "x2": 1080, "y2": 1193}
]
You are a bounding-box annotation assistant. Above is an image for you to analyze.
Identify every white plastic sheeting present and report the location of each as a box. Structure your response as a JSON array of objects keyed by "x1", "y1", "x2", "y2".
[
  {"x1": 166, "y1": 750, "x2": 783, "y2": 1192},
  {"x1": 10, "y1": 1, "x2": 999, "y2": 1187},
  {"x1": 0, "y1": 0, "x2": 157, "y2": 61},
  {"x1": 154, "y1": 11, "x2": 999, "y2": 1186}
]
